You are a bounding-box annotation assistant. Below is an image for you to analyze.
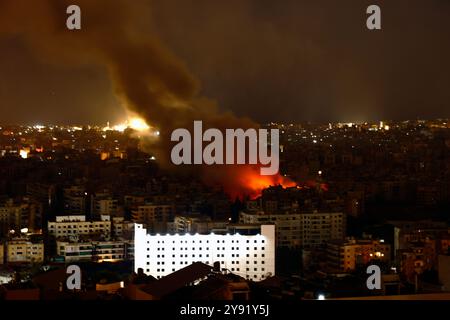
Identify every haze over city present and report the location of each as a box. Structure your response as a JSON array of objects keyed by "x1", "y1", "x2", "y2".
[{"x1": 1, "y1": 0, "x2": 450, "y2": 125}]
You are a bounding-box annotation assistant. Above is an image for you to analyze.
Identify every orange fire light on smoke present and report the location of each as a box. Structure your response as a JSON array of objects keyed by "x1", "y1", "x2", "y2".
[{"x1": 228, "y1": 166, "x2": 297, "y2": 199}]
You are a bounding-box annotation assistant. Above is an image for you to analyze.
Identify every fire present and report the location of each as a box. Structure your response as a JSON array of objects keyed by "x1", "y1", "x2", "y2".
[
  {"x1": 219, "y1": 165, "x2": 297, "y2": 200},
  {"x1": 212, "y1": 165, "x2": 328, "y2": 200},
  {"x1": 104, "y1": 117, "x2": 151, "y2": 133},
  {"x1": 128, "y1": 118, "x2": 150, "y2": 131}
]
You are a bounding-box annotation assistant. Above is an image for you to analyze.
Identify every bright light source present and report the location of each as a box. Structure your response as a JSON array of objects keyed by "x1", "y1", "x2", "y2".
[
  {"x1": 19, "y1": 149, "x2": 28, "y2": 159},
  {"x1": 20, "y1": 228, "x2": 29, "y2": 233},
  {"x1": 129, "y1": 117, "x2": 150, "y2": 131},
  {"x1": 318, "y1": 294, "x2": 325, "y2": 300},
  {"x1": 106, "y1": 117, "x2": 150, "y2": 132}
]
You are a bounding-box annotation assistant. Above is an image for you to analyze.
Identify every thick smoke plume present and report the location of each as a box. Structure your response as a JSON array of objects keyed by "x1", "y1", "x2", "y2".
[{"x1": 0, "y1": 0, "x2": 292, "y2": 197}]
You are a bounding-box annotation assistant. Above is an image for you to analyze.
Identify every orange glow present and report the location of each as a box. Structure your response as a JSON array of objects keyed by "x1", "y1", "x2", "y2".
[
  {"x1": 104, "y1": 116, "x2": 151, "y2": 132},
  {"x1": 128, "y1": 117, "x2": 150, "y2": 131},
  {"x1": 227, "y1": 166, "x2": 297, "y2": 199},
  {"x1": 214, "y1": 165, "x2": 329, "y2": 199}
]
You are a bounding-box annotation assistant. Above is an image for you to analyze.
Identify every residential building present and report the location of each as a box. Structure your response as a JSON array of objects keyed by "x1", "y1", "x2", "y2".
[
  {"x1": 56, "y1": 239, "x2": 134, "y2": 263},
  {"x1": 132, "y1": 204, "x2": 175, "y2": 233},
  {"x1": 48, "y1": 215, "x2": 111, "y2": 239},
  {"x1": 172, "y1": 215, "x2": 228, "y2": 234},
  {"x1": 6, "y1": 237, "x2": 44, "y2": 263},
  {"x1": 134, "y1": 223, "x2": 275, "y2": 281},
  {"x1": 326, "y1": 238, "x2": 391, "y2": 272},
  {"x1": 63, "y1": 185, "x2": 86, "y2": 215},
  {"x1": 240, "y1": 210, "x2": 345, "y2": 248}
]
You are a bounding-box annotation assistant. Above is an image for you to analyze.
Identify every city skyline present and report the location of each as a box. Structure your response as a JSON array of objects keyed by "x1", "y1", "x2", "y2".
[{"x1": 1, "y1": 0, "x2": 450, "y2": 305}]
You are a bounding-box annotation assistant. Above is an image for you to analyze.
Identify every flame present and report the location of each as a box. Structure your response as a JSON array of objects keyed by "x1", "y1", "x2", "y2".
[
  {"x1": 214, "y1": 165, "x2": 329, "y2": 200},
  {"x1": 104, "y1": 116, "x2": 151, "y2": 132},
  {"x1": 128, "y1": 117, "x2": 150, "y2": 131},
  {"x1": 220, "y1": 165, "x2": 296, "y2": 200}
]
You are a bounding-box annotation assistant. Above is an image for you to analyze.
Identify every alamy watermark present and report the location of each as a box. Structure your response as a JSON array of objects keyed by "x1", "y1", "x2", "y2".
[
  {"x1": 65, "y1": 4, "x2": 381, "y2": 32},
  {"x1": 170, "y1": 121, "x2": 280, "y2": 175}
]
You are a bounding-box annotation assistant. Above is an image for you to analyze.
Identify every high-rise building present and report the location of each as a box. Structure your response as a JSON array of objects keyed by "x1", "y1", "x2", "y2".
[
  {"x1": 134, "y1": 223, "x2": 275, "y2": 281},
  {"x1": 239, "y1": 210, "x2": 345, "y2": 248}
]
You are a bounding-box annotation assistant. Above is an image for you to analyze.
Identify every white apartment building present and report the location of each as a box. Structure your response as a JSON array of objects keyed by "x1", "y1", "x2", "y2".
[
  {"x1": 134, "y1": 223, "x2": 275, "y2": 281},
  {"x1": 240, "y1": 211, "x2": 345, "y2": 248},
  {"x1": 6, "y1": 238, "x2": 44, "y2": 263},
  {"x1": 48, "y1": 215, "x2": 111, "y2": 239},
  {"x1": 57, "y1": 239, "x2": 134, "y2": 263}
]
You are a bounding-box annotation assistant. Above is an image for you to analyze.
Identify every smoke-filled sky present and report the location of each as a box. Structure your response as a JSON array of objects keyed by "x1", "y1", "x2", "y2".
[{"x1": 1, "y1": 0, "x2": 450, "y2": 125}]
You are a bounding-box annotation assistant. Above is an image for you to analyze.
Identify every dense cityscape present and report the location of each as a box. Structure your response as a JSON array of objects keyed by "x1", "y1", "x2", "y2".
[
  {"x1": 2, "y1": 1, "x2": 450, "y2": 313},
  {"x1": 0, "y1": 118, "x2": 449, "y2": 300}
]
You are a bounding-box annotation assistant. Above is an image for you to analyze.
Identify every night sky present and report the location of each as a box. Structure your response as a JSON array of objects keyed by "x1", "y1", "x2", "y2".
[{"x1": 1, "y1": 0, "x2": 450, "y2": 125}]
